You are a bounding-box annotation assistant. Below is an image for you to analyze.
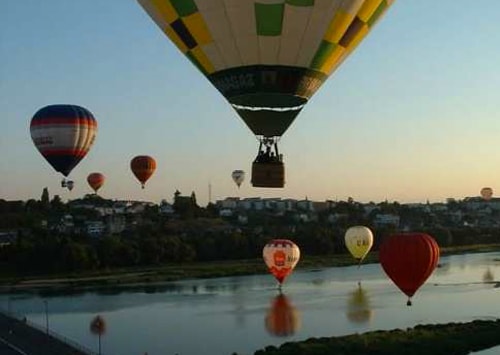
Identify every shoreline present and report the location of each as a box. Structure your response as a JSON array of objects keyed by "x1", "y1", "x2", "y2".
[
  {"x1": 250, "y1": 319, "x2": 500, "y2": 355},
  {"x1": 1, "y1": 243, "x2": 499, "y2": 293}
]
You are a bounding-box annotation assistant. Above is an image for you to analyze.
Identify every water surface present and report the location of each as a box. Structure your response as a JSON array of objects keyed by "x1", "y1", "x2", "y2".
[{"x1": 1, "y1": 252, "x2": 499, "y2": 355}]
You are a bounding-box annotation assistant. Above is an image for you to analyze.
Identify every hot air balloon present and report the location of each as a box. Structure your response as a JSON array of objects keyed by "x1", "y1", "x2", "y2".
[
  {"x1": 346, "y1": 284, "x2": 373, "y2": 324},
  {"x1": 87, "y1": 173, "x2": 105, "y2": 194},
  {"x1": 130, "y1": 155, "x2": 156, "y2": 189},
  {"x1": 263, "y1": 239, "x2": 300, "y2": 286},
  {"x1": 344, "y1": 226, "x2": 373, "y2": 266},
  {"x1": 480, "y1": 187, "x2": 493, "y2": 201},
  {"x1": 137, "y1": 0, "x2": 396, "y2": 188},
  {"x1": 379, "y1": 233, "x2": 440, "y2": 306},
  {"x1": 30, "y1": 104, "x2": 98, "y2": 187},
  {"x1": 265, "y1": 293, "x2": 300, "y2": 337},
  {"x1": 66, "y1": 180, "x2": 74, "y2": 191},
  {"x1": 232, "y1": 170, "x2": 245, "y2": 188}
]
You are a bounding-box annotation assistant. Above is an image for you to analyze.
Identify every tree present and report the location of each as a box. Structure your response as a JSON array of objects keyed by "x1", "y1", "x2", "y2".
[
  {"x1": 90, "y1": 315, "x2": 106, "y2": 355},
  {"x1": 41, "y1": 187, "x2": 49, "y2": 208},
  {"x1": 190, "y1": 191, "x2": 197, "y2": 206},
  {"x1": 50, "y1": 194, "x2": 65, "y2": 214},
  {"x1": 173, "y1": 190, "x2": 199, "y2": 219}
]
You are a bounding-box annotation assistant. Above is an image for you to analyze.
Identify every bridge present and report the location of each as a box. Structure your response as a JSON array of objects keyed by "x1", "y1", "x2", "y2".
[{"x1": 0, "y1": 310, "x2": 98, "y2": 355}]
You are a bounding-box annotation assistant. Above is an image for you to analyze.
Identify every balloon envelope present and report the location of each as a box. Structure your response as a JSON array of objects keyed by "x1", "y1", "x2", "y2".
[
  {"x1": 130, "y1": 155, "x2": 156, "y2": 188},
  {"x1": 480, "y1": 187, "x2": 493, "y2": 200},
  {"x1": 137, "y1": 0, "x2": 396, "y2": 138},
  {"x1": 90, "y1": 315, "x2": 106, "y2": 336},
  {"x1": 379, "y1": 233, "x2": 440, "y2": 304},
  {"x1": 263, "y1": 239, "x2": 300, "y2": 284},
  {"x1": 232, "y1": 170, "x2": 245, "y2": 188},
  {"x1": 30, "y1": 105, "x2": 97, "y2": 177},
  {"x1": 344, "y1": 226, "x2": 373, "y2": 262},
  {"x1": 87, "y1": 173, "x2": 105, "y2": 193}
]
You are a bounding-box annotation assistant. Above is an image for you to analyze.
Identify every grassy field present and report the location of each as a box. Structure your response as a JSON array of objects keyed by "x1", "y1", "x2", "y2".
[
  {"x1": 1, "y1": 243, "x2": 499, "y2": 292},
  {"x1": 250, "y1": 319, "x2": 500, "y2": 355}
]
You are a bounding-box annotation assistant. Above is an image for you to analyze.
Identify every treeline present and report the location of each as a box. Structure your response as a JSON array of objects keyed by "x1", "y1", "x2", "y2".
[
  {"x1": 2, "y1": 196, "x2": 500, "y2": 275},
  {"x1": 0, "y1": 223, "x2": 344, "y2": 274},
  {"x1": 2, "y1": 221, "x2": 500, "y2": 275}
]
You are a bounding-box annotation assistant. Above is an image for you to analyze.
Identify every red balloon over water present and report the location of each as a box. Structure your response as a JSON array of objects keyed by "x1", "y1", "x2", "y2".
[{"x1": 379, "y1": 232, "x2": 440, "y2": 306}]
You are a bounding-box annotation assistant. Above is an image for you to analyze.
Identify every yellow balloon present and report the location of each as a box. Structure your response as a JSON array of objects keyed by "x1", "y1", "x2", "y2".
[{"x1": 344, "y1": 226, "x2": 373, "y2": 262}]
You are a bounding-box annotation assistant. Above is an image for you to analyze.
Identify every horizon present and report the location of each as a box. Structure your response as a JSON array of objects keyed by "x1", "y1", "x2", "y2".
[{"x1": 2, "y1": 189, "x2": 495, "y2": 207}]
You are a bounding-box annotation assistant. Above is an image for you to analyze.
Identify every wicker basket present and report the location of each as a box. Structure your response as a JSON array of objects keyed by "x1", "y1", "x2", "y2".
[{"x1": 251, "y1": 161, "x2": 285, "y2": 188}]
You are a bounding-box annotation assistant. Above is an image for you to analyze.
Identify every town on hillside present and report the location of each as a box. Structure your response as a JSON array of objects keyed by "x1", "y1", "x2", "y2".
[{"x1": 1, "y1": 188, "x2": 500, "y2": 273}]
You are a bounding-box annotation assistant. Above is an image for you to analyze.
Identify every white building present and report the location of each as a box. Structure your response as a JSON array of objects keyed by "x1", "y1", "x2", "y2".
[
  {"x1": 106, "y1": 215, "x2": 126, "y2": 234},
  {"x1": 86, "y1": 221, "x2": 105, "y2": 237},
  {"x1": 297, "y1": 199, "x2": 313, "y2": 212},
  {"x1": 373, "y1": 214, "x2": 400, "y2": 227},
  {"x1": 219, "y1": 209, "x2": 233, "y2": 217},
  {"x1": 159, "y1": 201, "x2": 175, "y2": 215},
  {"x1": 217, "y1": 197, "x2": 240, "y2": 210}
]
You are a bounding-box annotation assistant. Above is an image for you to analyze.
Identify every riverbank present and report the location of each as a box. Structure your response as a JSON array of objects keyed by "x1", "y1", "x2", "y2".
[
  {"x1": 1, "y1": 243, "x2": 499, "y2": 293},
  {"x1": 250, "y1": 319, "x2": 500, "y2": 355}
]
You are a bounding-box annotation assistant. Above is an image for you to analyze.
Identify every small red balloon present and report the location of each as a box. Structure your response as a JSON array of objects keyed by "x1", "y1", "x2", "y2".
[
  {"x1": 130, "y1": 155, "x2": 156, "y2": 189},
  {"x1": 87, "y1": 172, "x2": 105, "y2": 193}
]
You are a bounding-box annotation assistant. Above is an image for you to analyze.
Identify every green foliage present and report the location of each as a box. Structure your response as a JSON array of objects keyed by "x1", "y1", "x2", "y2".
[
  {"x1": 41, "y1": 187, "x2": 50, "y2": 208},
  {"x1": 252, "y1": 320, "x2": 500, "y2": 355},
  {"x1": 2, "y1": 195, "x2": 500, "y2": 277}
]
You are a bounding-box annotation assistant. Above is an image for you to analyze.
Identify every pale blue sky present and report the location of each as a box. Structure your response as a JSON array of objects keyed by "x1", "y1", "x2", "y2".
[{"x1": 1, "y1": 1, "x2": 500, "y2": 205}]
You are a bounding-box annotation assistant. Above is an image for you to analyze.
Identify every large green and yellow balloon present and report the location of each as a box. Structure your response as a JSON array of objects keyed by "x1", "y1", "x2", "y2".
[{"x1": 138, "y1": 0, "x2": 396, "y2": 186}]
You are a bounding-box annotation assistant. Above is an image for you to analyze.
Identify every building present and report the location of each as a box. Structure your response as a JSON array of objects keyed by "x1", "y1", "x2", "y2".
[
  {"x1": 373, "y1": 214, "x2": 400, "y2": 228},
  {"x1": 86, "y1": 221, "x2": 106, "y2": 237},
  {"x1": 0, "y1": 231, "x2": 17, "y2": 247}
]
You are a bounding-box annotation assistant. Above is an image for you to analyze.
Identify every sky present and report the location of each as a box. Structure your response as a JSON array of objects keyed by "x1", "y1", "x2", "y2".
[{"x1": 1, "y1": 0, "x2": 500, "y2": 206}]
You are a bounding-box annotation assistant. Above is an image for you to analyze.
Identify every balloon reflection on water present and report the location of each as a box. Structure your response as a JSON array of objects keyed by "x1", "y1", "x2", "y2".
[
  {"x1": 265, "y1": 293, "x2": 301, "y2": 337},
  {"x1": 345, "y1": 284, "x2": 373, "y2": 325},
  {"x1": 483, "y1": 268, "x2": 494, "y2": 283}
]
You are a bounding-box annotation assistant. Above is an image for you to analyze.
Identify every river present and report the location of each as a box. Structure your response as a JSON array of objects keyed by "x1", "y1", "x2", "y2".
[{"x1": 1, "y1": 252, "x2": 499, "y2": 355}]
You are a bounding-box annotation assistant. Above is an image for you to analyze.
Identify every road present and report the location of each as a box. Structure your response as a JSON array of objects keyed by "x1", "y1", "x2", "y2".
[
  {"x1": 0, "y1": 338, "x2": 25, "y2": 355},
  {"x1": 0, "y1": 312, "x2": 94, "y2": 355}
]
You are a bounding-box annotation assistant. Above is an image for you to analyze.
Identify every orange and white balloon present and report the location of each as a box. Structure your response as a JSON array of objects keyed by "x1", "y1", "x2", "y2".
[{"x1": 263, "y1": 239, "x2": 300, "y2": 285}]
